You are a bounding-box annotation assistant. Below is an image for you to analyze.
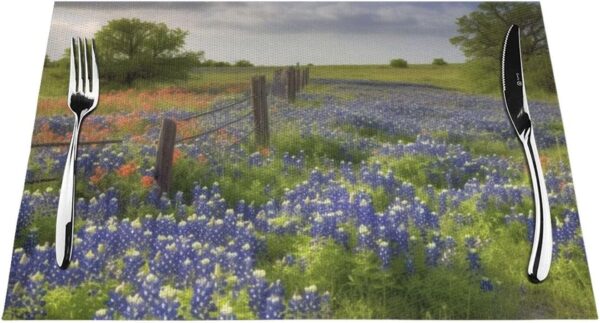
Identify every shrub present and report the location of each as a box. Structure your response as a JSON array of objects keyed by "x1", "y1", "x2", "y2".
[
  {"x1": 201, "y1": 59, "x2": 232, "y2": 67},
  {"x1": 234, "y1": 60, "x2": 254, "y2": 67},
  {"x1": 389, "y1": 58, "x2": 408, "y2": 68},
  {"x1": 432, "y1": 58, "x2": 448, "y2": 65}
]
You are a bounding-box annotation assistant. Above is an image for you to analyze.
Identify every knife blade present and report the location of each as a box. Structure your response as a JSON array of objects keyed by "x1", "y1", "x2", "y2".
[{"x1": 501, "y1": 24, "x2": 552, "y2": 283}]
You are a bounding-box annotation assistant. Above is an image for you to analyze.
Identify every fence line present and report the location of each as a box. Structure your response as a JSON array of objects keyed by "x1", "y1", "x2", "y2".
[
  {"x1": 227, "y1": 128, "x2": 255, "y2": 149},
  {"x1": 109, "y1": 68, "x2": 310, "y2": 194},
  {"x1": 270, "y1": 66, "x2": 309, "y2": 103},
  {"x1": 175, "y1": 110, "x2": 253, "y2": 143},
  {"x1": 179, "y1": 96, "x2": 250, "y2": 121},
  {"x1": 26, "y1": 68, "x2": 310, "y2": 190},
  {"x1": 25, "y1": 177, "x2": 60, "y2": 184},
  {"x1": 31, "y1": 139, "x2": 123, "y2": 148}
]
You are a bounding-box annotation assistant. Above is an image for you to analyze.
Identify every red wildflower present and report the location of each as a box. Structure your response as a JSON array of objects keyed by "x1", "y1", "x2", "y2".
[
  {"x1": 90, "y1": 167, "x2": 106, "y2": 184},
  {"x1": 173, "y1": 148, "x2": 183, "y2": 163},
  {"x1": 141, "y1": 175, "x2": 155, "y2": 188},
  {"x1": 117, "y1": 162, "x2": 137, "y2": 177},
  {"x1": 259, "y1": 147, "x2": 270, "y2": 157}
]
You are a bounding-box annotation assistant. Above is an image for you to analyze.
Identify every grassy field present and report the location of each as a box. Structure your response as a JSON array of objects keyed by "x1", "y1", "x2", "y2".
[
  {"x1": 38, "y1": 64, "x2": 556, "y2": 103},
  {"x1": 311, "y1": 64, "x2": 468, "y2": 91},
  {"x1": 310, "y1": 64, "x2": 556, "y2": 102}
]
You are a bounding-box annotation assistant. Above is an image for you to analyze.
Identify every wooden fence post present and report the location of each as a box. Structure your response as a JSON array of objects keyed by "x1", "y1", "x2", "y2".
[
  {"x1": 252, "y1": 75, "x2": 270, "y2": 147},
  {"x1": 155, "y1": 118, "x2": 177, "y2": 193},
  {"x1": 286, "y1": 67, "x2": 296, "y2": 103},
  {"x1": 304, "y1": 68, "x2": 309, "y2": 86},
  {"x1": 271, "y1": 68, "x2": 285, "y2": 98},
  {"x1": 295, "y1": 68, "x2": 301, "y2": 91}
]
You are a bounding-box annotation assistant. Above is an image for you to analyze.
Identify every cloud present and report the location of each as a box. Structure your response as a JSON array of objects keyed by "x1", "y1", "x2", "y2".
[{"x1": 46, "y1": 2, "x2": 478, "y2": 64}]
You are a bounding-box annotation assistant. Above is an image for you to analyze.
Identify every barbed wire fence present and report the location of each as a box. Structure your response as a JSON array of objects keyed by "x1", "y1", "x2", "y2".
[
  {"x1": 26, "y1": 66, "x2": 311, "y2": 192},
  {"x1": 154, "y1": 66, "x2": 309, "y2": 192},
  {"x1": 26, "y1": 141, "x2": 124, "y2": 184}
]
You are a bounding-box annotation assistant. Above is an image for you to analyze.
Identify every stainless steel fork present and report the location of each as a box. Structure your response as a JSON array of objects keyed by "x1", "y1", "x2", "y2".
[{"x1": 56, "y1": 38, "x2": 99, "y2": 269}]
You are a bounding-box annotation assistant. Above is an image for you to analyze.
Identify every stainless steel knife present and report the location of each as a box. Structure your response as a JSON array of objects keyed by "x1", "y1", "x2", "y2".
[{"x1": 501, "y1": 24, "x2": 552, "y2": 283}]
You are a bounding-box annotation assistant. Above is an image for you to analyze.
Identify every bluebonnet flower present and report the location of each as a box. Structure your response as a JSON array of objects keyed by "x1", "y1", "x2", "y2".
[
  {"x1": 190, "y1": 277, "x2": 216, "y2": 320},
  {"x1": 122, "y1": 249, "x2": 143, "y2": 282},
  {"x1": 16, "y1": 191, "x2": 34, "y2": 233},
  {"x1": 248, "y1": 269, "x2": 268, "y2": 316},
  {"x1": 282, "y1": 253, "x2": 295, "y2": 266},
  {"x1": 248, "y1": 152, "x2": 262, "y2": 167},
  {"x1": 480, "y1": 277, "x2": 494, "y2": 292},
  {"x1": 23, "y1": 228, "x2": 38, "y2": 255},
  {"x1": 153, "y1": 285, "x2": 180, "y2": 320},
  {"x1": 467, "y1": 248, "x2": 481, "y2": 272},
  {"x1": 287, "y1": 293, "x2": 304, "y2": 318},
  {"x1": 425, "y1": 242, "x2": 440, "y2": 267},
  {"x1": 263, "y1": 295, "x2": 285, "y2": 319},
  {"x1": 123, "y1": 294, "x2": 146, "y2": 320},
  {"x1": 106, "y1": 284, "x2": 127, "y2": 318},
  {"x1": 377, "y1": 240, "x2": 391, "y2": 268},
  {"x1": 357, "y1": 224, "x2": 374, "y2": 250},
  {"x1": 302, "y1": 285, "x2": 322, "y2": 318}
]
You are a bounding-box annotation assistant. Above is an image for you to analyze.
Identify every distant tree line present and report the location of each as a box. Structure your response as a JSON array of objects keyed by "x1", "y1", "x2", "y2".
[
  {"x1": 389, "y1": 58, "x2": 448, "y2": 68},
  {"x1": 199, "y1": 59, "x2": 254, "y2": 67}
]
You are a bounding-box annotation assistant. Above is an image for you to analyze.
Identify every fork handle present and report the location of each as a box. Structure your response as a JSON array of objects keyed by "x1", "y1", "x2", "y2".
[
  {"x1": 521, "y1": 128, "x2": 552, "y2": 283},
  {"x1": 56, "y1": 118, "x2": 81, "y2": 269}
]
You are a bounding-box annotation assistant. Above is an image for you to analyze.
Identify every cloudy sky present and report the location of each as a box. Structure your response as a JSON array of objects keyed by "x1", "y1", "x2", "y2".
[{"x1": 47, "y1": 2, "x2": 479, "y2": 65}]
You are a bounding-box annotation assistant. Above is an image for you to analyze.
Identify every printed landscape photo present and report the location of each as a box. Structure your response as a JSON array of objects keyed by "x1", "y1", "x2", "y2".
[{"x1": 3, "y1": 1, "x2": 596, "y2": 319}]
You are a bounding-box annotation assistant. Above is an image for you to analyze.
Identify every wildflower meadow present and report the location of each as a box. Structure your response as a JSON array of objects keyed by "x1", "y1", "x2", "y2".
[
  {"x1": 3, "y1": 74, "x2": 596, "y2": 319},
  {"x1": 2, "y1": 2, "x2": 596, "y2": 319}
]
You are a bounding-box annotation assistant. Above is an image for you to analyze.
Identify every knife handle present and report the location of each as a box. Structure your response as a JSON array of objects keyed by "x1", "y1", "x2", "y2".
[
  {"x1": 55, "y1": 118, "x2": 80, "y2": 269},
  {"x1": 521, "y1": 128, "x2": 552, "y2": 283}
]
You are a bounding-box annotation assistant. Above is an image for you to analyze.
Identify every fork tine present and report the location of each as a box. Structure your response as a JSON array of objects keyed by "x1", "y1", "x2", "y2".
[
  {"x1": 90, "y1": 38, "x2": 99, "y2": 96},
  {"x1": 83, "y1": 38, "x2": 89, "y2": 94},
  {"x1": 68, "y1": 38, "x2": 76, "y2": 94},
  {"x1": 77, "y1": 38, "x2": 83, "y2": 93}
]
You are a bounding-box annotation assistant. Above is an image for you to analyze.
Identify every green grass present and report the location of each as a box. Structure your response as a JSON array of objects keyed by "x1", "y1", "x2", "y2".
[
  {"x1": 311, "y1": 64, "x2": 468, "y2": 92},
  {"x1": 271, "y1": 124, "x2": 369, "y2": 164},
  {"x1": 337, "y1": 123, "x2": 411, "y2": 144},
  {"x1": 37, "y1": 64, "x2": 556, "y2": 103},
  {"x1": 44, "y1": 281, "x2": 117, "y2": 319},
  {"x1": 170, "y1": 124, "x2": 370, "y2": 207},
  {"x1": 310, "y1": 64, "x2": 557, "y2": 103},
  {"x1": 38, "y1": 66, "x2": 280, "y2": 98},
  {"x1": 257, "y1": 212, "x2": 597, "y2": 319}
]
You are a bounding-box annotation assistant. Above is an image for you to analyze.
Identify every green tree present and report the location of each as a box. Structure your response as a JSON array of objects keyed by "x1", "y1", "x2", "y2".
[
  {"x1": 390, "y1": 58, "x2": 408, "y2": 68},
  {"x1": 450, "y1": 3, "x2": 555, "y2": 94},
  {"x1": 94, "y1": 18, "x2": 203, "y2": 85},
  {"x1": 199, "y1": 59, "x2": 232, "y2": 67},
  {"x1": 234, "y1": 60, "x2": 254, "y2": 67},
  {"x1": 432, "y1": 58, "x2": 447, "y2": 66},
  {"x1": 214, "y1": 61, "x2": 232, "y2": 67},
  {"x1": 44, "y1": 55, "x2": 54, "y2": 67}
]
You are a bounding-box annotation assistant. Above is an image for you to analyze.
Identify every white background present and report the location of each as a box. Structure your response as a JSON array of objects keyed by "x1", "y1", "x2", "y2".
[{"x1": 0, "y1": 0, "x2": 598, "y2": 321}]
